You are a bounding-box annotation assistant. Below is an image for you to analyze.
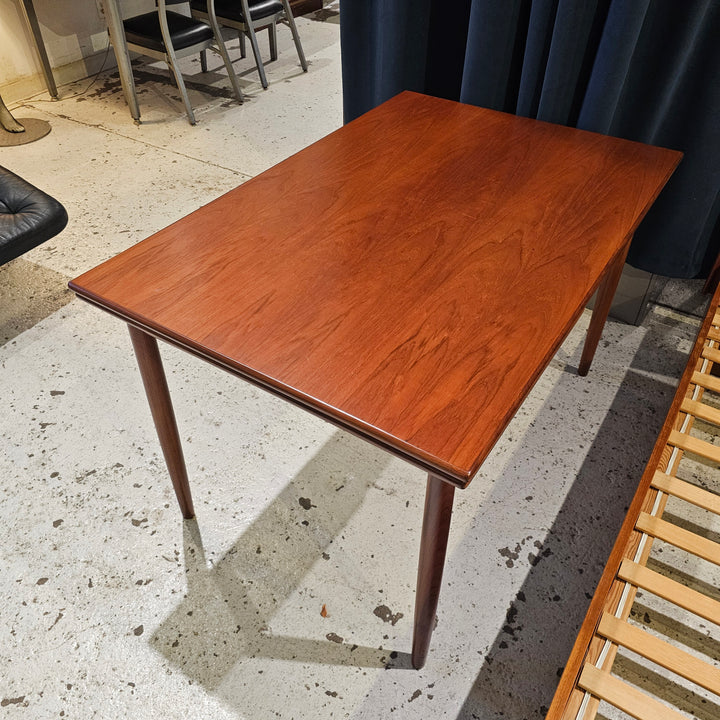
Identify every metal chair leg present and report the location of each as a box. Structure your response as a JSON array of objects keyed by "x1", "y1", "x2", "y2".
[
  {"x1": 246, "y1": 27, "x2": 268, "y2": 88},
  {"x1": 239, "y1": 30, "x2": 246, "y2": 58},
  {"x1": 167, "y1": 58, "x2": 197, "y2": 124},
  {"x1": 280, "y1": 0, "x2": 307, "y2": 72},
  {"x1": 215, "y1": 41, "x2": 244, "y2": 103},
  {"x1": 269, "y1": 22, "x2": 278, "y2": 61},
  {"x1": 200, "y1": 49, "x2": 208, "y2": 72},
  {"x1": 157, "y1": 0, "x2": 197, "y2": 124},
  {"x1": 240, "y1": 0, "x2": 268, "y2": 88},
  {"x1": 103, "y1": 2, "x2": 141, "y2": 123},
  {"x1": 206, "y1": 1, "x2": 244, "y2": 103}
]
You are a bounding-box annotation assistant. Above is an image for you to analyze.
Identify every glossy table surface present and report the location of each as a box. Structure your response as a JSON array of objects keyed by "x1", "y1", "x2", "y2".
[{"x1": 70, "y1": 91, "x2": 681, "y2": 487}]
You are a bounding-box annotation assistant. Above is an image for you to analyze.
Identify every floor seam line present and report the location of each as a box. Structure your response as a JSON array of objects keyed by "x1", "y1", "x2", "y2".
[{"x1": 15, "y1": 101, "x2": 257, "y2": 179}]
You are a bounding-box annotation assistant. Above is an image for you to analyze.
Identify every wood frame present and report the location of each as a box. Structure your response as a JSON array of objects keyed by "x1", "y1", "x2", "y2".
[{"x1": 546, "y1": 282, "x2": 720, "y2": 719}]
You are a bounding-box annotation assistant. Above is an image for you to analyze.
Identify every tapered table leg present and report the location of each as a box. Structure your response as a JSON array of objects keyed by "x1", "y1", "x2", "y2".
[
  {"x1": 411, "y1": 473, "x2": 455, "y2": 669},
  {"x1": 128, "y1": 325, "x2": 195, "y2": 519},
  {"x1": 578, "y1": 239, "x2": 631, "y2": 377}
]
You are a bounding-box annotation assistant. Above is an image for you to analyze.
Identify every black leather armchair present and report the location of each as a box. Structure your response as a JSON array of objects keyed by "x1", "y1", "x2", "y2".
[{"x1": 0, "y1": 165, "x2": 68, "y2": 265}]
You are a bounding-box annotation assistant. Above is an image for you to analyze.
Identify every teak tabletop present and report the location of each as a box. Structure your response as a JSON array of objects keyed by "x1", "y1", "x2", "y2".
[{"x1": 70, "y1": 91, "x2": 681, "y2": 668}]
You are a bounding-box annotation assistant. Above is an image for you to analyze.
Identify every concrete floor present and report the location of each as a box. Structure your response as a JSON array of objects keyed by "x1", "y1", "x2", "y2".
[{"x1": 0, "y1": 7, "x2": 710, "y2": 719}]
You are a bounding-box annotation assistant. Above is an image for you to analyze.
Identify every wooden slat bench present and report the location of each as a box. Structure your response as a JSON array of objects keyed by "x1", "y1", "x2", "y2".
[{"x1": 547, "y1": 285, "x2": 720, "y2": 720}]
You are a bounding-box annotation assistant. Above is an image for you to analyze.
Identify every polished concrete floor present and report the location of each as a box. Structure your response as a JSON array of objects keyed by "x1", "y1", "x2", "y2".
[{"x1": 0, "y1": 7, "x2": 710, "y2": 719}]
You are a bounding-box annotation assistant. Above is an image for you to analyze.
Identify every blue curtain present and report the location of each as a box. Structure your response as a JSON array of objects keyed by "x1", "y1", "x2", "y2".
[{"x1": 340, "y1": 0, "x2": 720, "y2": 279}]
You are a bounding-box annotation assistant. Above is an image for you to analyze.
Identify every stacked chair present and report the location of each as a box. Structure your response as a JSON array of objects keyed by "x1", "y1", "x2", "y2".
[{"x1": 112, "y1": 0, "x2": 307, "y2": 124}]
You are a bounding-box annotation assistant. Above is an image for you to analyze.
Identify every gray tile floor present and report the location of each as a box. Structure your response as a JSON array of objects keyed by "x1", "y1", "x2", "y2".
[{"x1": 0, "y1": 8, "x2": 710, "y2": 719}]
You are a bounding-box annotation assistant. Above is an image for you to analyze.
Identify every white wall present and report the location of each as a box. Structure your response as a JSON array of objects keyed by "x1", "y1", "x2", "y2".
[{"x1": 0, "y1": 0, "x2": 150, "y2": 102}]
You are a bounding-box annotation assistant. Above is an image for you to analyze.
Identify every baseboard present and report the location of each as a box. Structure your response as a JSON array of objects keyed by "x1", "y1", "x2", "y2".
[{"x1": 0, "y1": 47, "x2": 117, "y2": 106}]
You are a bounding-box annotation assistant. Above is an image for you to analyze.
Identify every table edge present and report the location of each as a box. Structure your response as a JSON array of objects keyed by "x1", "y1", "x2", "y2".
[{"x1": 69, "y1": 287, "x2": 475, "y2": 488}]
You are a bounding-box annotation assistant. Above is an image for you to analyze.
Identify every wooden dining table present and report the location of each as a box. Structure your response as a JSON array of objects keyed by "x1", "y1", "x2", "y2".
[{"x1": 69, "y1": 91, "x2": 681, "y2": 668}]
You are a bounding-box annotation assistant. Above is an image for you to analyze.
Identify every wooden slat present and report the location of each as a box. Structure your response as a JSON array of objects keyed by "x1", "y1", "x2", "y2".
[
  {"x1": 707, "y1": 327, "x2": 720, "y2": 342},
  {"x1": 681, "y1": 397, "x2": 720, "y2": 427},
  {"x1": 692, "y1": 370, "x2": 720, "y2": 394},
  {"x1": 713, "y1": 311, "x2": 720, "y2": 327},
  {"x1": 578, "y1": 663, "x2": 687, "y2": 720},
  {"x1": 668, "y1": 429, "x2": 720, "y2": 464},
  {"x1": 651, "y1": 471, "x2": 720, "y2": 515},
  {"x1": 598, "y1": 612, "x2": 720, "y2": 694},
  {"x1": 702, "y1": 346, "x2": 720, "y2": 364},
  {"x1": 618, "y1": 559, "x2": 720, "y2": 626},
  {"x1": 635, "y1": 512, "x2": 720, "y2": 566}
]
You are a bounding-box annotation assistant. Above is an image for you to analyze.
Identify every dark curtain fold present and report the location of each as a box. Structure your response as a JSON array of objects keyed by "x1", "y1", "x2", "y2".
[{"x1": 340, "y1": 0, "x2": 720, "y2": 278}]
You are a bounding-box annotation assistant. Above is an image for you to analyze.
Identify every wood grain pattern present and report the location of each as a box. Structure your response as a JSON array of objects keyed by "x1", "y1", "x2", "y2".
[
  {"x1": 667, "y1": 429, "x2": 720, "y2": 464},
  {"x1": 635, "y1": 512, "x2": 720, "y2": 565},
  {"x1": 578, "y1": 664, "x2": 687, "y2": 720},
  {"x1": 680, "y1": 397, "x2": 720, "y2": 428},
  {"x1": 651, "y1": 470, "x2": 720, "y2": 514},
  {"x1": 691, "y1": 370, "x2": 720, "y2": 394},
  {"x1": 69, "y1": 92, "x2": 681, "y2": 486},
  {"x1": 597, "y1": 612, "x2": 720, "y2": 694},
  {"x1": 618, "y1": 559, "x2": 720, "y2": 626}
]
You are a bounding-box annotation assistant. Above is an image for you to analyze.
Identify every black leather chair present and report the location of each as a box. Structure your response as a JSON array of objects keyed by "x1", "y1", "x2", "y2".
[
  {"x1": 190, "y1": 0, "x2": 307, "y2": 89},
  {"x1": 0, "y1": 165, "x2": 68, "y2": 265}
]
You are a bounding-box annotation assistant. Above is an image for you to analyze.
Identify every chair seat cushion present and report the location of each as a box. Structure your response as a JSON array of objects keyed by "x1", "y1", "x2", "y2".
[
  {"x1": 124, "y1": 11, "x2": 214, "y2": 53},
  {"x1": 0, "y1": 166, "x2": 68, "y2": 266},
  {"x1": 190, "y1": 0, "x2": 284, "y2": 23}
]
